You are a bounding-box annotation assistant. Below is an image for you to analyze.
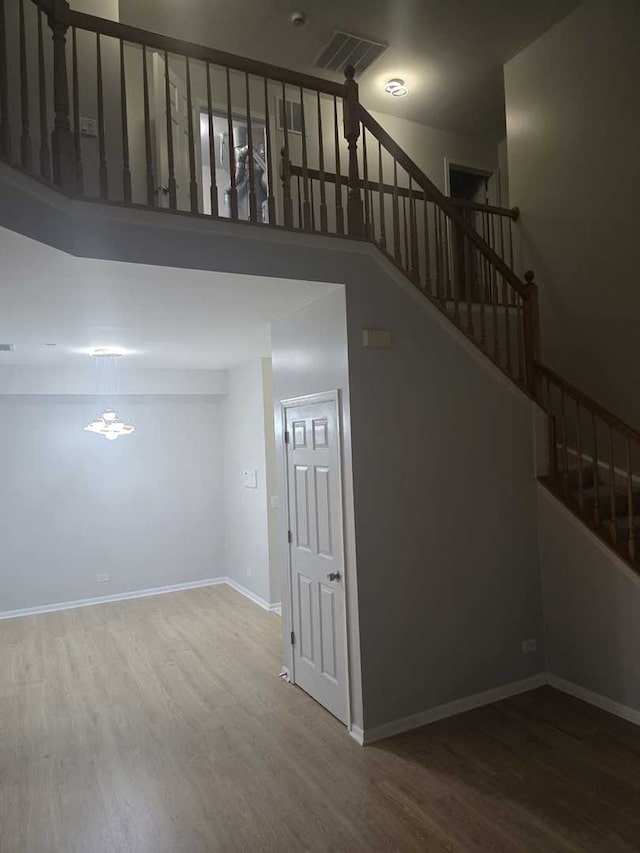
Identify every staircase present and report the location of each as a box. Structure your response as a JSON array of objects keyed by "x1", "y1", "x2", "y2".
[{"x1": 1, "y1": 0, "x2": 638, "y2": 572}]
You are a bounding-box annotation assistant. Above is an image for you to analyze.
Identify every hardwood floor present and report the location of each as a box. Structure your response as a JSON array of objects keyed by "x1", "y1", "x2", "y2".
[{"x1": 2, "y1": 586, "x2": 640, "y2": 852}]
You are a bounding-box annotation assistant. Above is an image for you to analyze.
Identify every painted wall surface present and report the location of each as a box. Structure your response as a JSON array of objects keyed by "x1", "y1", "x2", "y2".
[
  {"x1": 0, "y1": 395, "x2": 223, "y2": 611},
  {"x1": 505, "y1": 0, "x2": 640, "y2": 427},
  {"x1": 0, "y1": 172, "x2": 545, "y2": 734},
  {"x1": 539, "y1": 485, "x2": 640, "y2": 713},
  {"x1": 222, "y1": 359, "x2": 274, "y2": 605}
]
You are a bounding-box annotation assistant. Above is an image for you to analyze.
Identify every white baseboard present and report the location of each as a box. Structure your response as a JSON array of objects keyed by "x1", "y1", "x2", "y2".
[
  {"x1": 0, "y1": 577, "x2": 281, "y2": 621},
  {"x1": 356, "y1": 674, "x2": 547, "y2": 745},
  {"x1": 548, "y1": 673, "x2": 640, "y2": 727}
]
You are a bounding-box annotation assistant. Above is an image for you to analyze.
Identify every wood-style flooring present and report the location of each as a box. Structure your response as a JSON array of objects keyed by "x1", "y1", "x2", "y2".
[{"x1": 1, "y1": 585, "x2": 640, "y2": 852}]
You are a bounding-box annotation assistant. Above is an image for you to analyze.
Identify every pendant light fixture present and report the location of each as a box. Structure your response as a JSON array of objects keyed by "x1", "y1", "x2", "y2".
[{"x1": 84, "y1": 348, "x2": 135, "y2": 441}]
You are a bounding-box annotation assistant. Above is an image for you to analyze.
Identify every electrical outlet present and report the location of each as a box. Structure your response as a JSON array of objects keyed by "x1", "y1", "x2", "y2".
[
  {"x1": 270, "y1": 495, "x2": 280, "y2": 509},
  {"x1": 80, "y1": 116, "x2": 98, "y2": 137},
  {"x1": 246, "y1": 567, "x2": 252, "y2": 578},
  {"x1": 521, "y1": 638, "x2": 537, "y2": 655},
  {"x1": 96, "y1": 572, "x2": 110, "y2": 583}
]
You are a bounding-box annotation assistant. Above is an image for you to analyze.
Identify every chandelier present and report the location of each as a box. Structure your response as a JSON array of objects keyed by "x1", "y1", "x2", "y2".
[
  {"x1": 83, "y1": 348, "x2": 136, "y2": 441},
  {"x1": 84, "y1": 409, "x2": 135, "y2": 441}
]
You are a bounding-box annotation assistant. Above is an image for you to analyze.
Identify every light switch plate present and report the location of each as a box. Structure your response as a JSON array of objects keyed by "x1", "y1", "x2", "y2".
[
  {"x1": 242, "y1": 469, "x2": 258, "y2": 488},
  {"x1": 80, "y1": 116, "x2": 98, "y2": 137}
]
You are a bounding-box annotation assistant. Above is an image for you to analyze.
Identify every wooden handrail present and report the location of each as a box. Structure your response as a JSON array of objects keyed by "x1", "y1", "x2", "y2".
[
  {"x1": 288, "y1": 162, "x2": 520, "y2": 220},
  {"x1": 536, "y1": 361, "x2": 640, "y2": 445},
  {"x1": 357, "y1": 106, "x2": 528, "y2": 298},
  {"x1": 32, "y1": 2, "x2": 343, "y2": 97}
]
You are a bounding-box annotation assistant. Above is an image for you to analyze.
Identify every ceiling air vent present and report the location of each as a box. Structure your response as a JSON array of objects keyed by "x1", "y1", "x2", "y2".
[
  {"x1": 0, "y1": 344, "x2": 14, "y2": 352},
  {"x1": 315, "y1": 31, "x2": 387, "y2": 77}
]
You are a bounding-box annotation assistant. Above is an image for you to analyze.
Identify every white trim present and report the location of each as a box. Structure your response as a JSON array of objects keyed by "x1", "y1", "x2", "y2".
[
  {"x1": 354, "y1": 674, "x2": 547, "y2": 745},
  {"x1": 224, "y1": 577, "x2": 281, "y2": 613},
  {"x1": 0, "y1": 577, "x2": 282, "y2": 621},
  {"x1": 348, "y1": 724, "x2": 365, "y2": 746},
  {"x1": 548, "y1": 674, "x2": 640, "y2": 727}
]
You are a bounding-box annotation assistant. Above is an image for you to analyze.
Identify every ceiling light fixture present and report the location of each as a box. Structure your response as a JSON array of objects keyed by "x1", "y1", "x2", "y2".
[
  {"x1": 84, "y1": 409, "x2": 135, "y2": 441},
  {"x1": 384, "y1": 78, "x2": 408, "y2": 98},
  {"x1": 84, "y1": 348, "x2": 135, "y2": 441}
]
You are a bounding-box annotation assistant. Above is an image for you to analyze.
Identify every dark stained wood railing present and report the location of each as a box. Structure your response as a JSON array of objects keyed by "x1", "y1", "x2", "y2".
[{"x1": 537, "y1": 362, "x2": 640, "y2": 568}]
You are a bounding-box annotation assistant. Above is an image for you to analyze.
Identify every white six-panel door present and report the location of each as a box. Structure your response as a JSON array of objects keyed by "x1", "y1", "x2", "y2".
[{"x1": 284, "y1": 394, "x2": 348, "y2": 724}]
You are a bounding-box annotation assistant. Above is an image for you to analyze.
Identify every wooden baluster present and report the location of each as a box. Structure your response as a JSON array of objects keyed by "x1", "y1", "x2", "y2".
[
  {"x1": 310, "y1": 178, "x2": 316, "y2": 231},
  {"x1": 299, "y1": 86, "x2": 311, "y2": 230},
  {"x1": 517, "y1": 295, "x2": 526, "y2": 387},
  {"x1": 296, "y1": 173, "x2": 302, "y2": 227},
  {"x1": 608, "y1": 427, "x2": 617, "y2": 544},
  {"x1": 402, "y1": 195, "x2": 409, "y2": 271},
  {"x1": 332, "y1": 96, "x2": 344, "y2": 235},
  {"x1": 281, "y1": 83, "x2": 293, "y2": 227},
  {"x1": 37, "y1": 9, "x2": 51, "y2": 180},
  {"x1": 522, "y1": 270, "x2": 540, "y2": 397},
  {"x1": 575, "y1": 401, "x2": 584, "y2": 512},
  {"x1": 142, "y1": 46, "x2": 154, "y2": 206},
  {"x1": 162, "y1": 51, "x2": 176, "y2": 208},
  {"x1": 316, "y1": 92, "x2": 327, "y2": 232},
  {"x1": 362, "y1": 128, "x2": 370, "y2": 239},
  {"x1": 508, "y1": 217, "x2": 515, "y2": 270},
  {"x1": 244, "y1": 73, "x2": 256, "y2": 222},
  {"x1": 478, "y1": 243, "x2": 487, "y2": 349},
  {"x1": 392, "y1": 159, "x2": 400, "y2": 262},
  {"x1": 0, "y1": 0, "x2": 10, "y2": 159},
  {"x1": 18, "y1": 0, "x2": 31, "y2": 170},
  {"x1": 377, "y1": 141, "x2": 386, "y2": 251},
  {"x1": 96, "y1": 34, "x2": 108, "y2": 198},
  {"x1": 499, "y1": 212, "x2": 506, "y2": 268},
  {"x1": 408, "y1": 179, "x2": 419, "y2": 283},
  {"x1": 71, "y1": 27, "x2": 83, "y2": 193},
  {"x1": 465, "y1": 233, "x2": 474, "y2": 335},
  {"x1": 263, "y1": 78, "x2": 275, "y2": 224},
  {"x1": 226, "y1": 68, "x2": 237, "y2": 219},
  {"x1": 434, "y1": 207, "x2": 443, "y2": 304},
  {"x1": 422, "y1": 200, "x2": 432, "y2": 295},
  {"x1": 185, "y1": 57, "x2": 197, "y2": 213},
  {"x1": 442, "y1": 212, "x2": 453, "y2": 309},
  {"x1": 343, "y1": 65, "x2": 363, "y2": 237},
  {"x1": 546, "y1": 378, "x2": 558, "y2": 485},
  {"x1": 592, "y1": 413, "x2": 601, "y2": 527},
  {"x1": 205, "y1": 64, "x2": 218, "y2": 216},
  {"x1": 119, "y1": 40, "x2": 131, "y2": 203},
  {"x1": 626, "y1": 440, "x2": 635, "y2": 561},
  {"x1": 49, "y1": 0, "x2": 75, "y2": 192}
]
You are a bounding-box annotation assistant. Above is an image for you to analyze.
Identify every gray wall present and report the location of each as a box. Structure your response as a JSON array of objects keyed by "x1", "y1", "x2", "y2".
[
  {"x1": 0, "y1": 394, "x2": 223, "y2": 612},
  {"x1": 505, "y1": 0, "x2": 640, "y2": 427},
  {"x1": 0, "y1": 168, "x2": 545, "y2": 733},
  {"x1": 539, "y1": 484, "x2": 640, "y2": 712}
]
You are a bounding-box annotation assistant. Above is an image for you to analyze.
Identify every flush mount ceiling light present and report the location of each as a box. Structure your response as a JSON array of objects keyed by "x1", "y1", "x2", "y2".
[
  {"x1": 88, "y1": 346, "x2": 126, "y2": 357},
  {"x1": 84, "y1": 409, "x2": 135, "y2": 441},
  {"x1": 384, "y1": 78, "x2": 408, "y2": 98}
]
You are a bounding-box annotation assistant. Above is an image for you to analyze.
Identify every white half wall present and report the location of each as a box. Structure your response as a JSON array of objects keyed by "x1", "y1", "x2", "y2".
[{"x1": 0, "y1": 395, "x2": 223, "y2": 611}]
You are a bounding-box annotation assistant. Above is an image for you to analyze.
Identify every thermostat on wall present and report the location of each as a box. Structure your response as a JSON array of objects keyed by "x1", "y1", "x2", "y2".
[{"x1": 242, "y1": 469, "x2": 258, "y2": 488}]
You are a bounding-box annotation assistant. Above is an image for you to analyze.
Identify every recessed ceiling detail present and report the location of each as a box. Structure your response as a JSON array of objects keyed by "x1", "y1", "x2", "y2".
[{"x1": 314, "y1": 31, "x2": 387, "y2": 77}]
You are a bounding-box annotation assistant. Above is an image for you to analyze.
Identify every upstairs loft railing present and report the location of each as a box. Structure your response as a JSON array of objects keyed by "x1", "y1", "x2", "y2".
[{"x1": 0, "y1": 0, "x2": 540, "y2": 397}]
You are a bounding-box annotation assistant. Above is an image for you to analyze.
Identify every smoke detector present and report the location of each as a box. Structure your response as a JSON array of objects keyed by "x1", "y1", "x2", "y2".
[{"x1": 290, "y1": 11, "x2": 306, "y2": 27}]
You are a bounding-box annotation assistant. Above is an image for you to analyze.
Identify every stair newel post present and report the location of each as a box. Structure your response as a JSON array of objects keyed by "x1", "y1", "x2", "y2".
[
  {"x1": 49, "y1": 0, "x2": 76, "y2": 192},
  {"x1": 343, "y1": 65, "x2": 364, "y2": 238},
  {"x1": 280, "y1": 146, "x2": 293, "y2": 229},
  {"x1": 522, "y1": 269, "x2": 540, "y2": 398}
]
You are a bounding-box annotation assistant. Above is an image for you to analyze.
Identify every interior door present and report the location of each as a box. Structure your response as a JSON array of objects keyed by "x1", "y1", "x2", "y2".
[
  {"x1": 285, "y1": 395, "x2": 347, "y2": 724},
  {"x1": 152, "y1": 52, "x2": 192, "y2": 210}
]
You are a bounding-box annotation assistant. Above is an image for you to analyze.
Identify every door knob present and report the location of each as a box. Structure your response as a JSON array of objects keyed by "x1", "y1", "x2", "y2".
[{"x1": 327, "y1": 571, "x2": 341, "y2": 582}]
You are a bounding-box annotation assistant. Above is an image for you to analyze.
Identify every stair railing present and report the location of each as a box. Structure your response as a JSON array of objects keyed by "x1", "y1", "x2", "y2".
[{"x1": 537, "y1": 362, "x2": 640, "y2": 566}]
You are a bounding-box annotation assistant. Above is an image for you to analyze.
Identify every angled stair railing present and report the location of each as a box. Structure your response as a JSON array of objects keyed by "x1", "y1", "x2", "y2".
[{"x1": 1, "y1": 0, "x2": 638, "y2": 573}]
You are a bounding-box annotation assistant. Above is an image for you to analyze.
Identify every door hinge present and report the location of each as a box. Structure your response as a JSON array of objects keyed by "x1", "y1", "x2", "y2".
[
  {"x1": 284, "y1": 430, "x2": 290, "y2": 445},
  {"x1": 287, "y1": 530, "x2": 292, "y2": 544},
  {"x1": 290, "y1": 631, "x2": 295, "y2": 645}
]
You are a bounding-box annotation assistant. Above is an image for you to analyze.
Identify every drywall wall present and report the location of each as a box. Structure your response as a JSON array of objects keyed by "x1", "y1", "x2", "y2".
[
  {"x1": 271, "y1": 287, "x2": 363, "y2": 726},
  {"x1": 0, "y1": 394, "x2": 223, "y2": 611},
  {"x1": 222, "y1": 359, "x2": 274, "y2": 606},
  {"x1": 538, "y1": 484, "x2": 640, "y2": 714},
  {"x1": 261, "y1": 357, "x2": 281, "y2": 604},
  {"x1": 505, "y1": 0, "x2": 640, "y2": 427},
  {"x1": 0, "y1": 169, "x2": 545, "y2": 735}
]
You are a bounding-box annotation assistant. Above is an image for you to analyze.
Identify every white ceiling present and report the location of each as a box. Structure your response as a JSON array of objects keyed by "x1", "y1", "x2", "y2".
[
  {"x1": 0, "y1": 227, "x2": 338, "y2": 370},
  {"x1": 118, "y1": 0, "x2": 579, "y2": 140}
]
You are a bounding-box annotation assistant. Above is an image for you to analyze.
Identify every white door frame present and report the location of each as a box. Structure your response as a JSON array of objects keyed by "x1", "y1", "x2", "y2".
[{"x1": 280, "y1": 390, "x2": 352, "y2": 729}]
